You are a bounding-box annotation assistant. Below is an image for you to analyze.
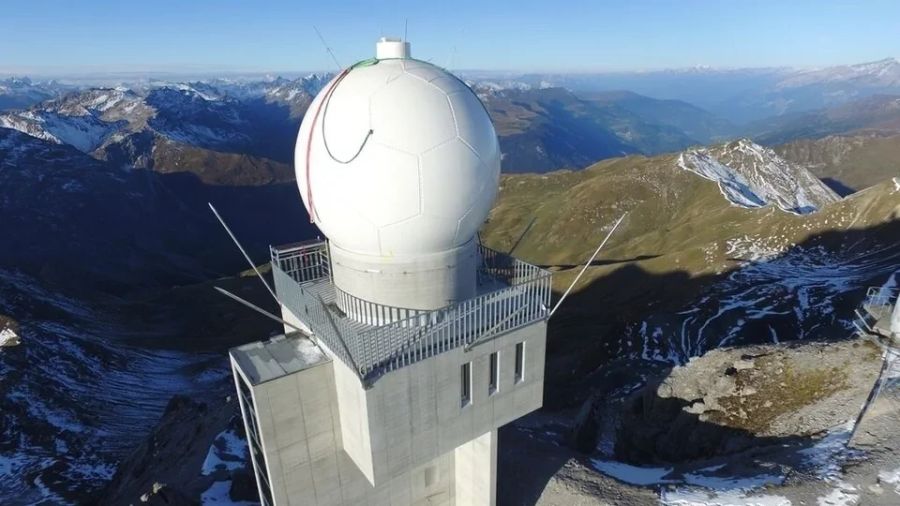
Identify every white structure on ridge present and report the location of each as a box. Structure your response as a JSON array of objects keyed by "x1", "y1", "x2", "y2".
[{"x1": 230, "y1": 38, "x2": 551, "y2": 506}]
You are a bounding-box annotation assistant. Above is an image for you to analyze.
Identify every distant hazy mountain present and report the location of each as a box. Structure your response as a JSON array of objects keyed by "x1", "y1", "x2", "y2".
[
  {"x1": 465, "y1": 57, "x2": 900, "y2": 125},
  {"x1": 751, "y1": 94, "x2": 900, "y2": 145},
  {"x1": 584, "y1": 90, "x2": 736, "y2": 144},
  {"x1": 476, "y1": 86, "x2": 703, "y2": 172},
  {"x1": 3, "y1": 60, "x2": 896, "y2": 187},
  {"x1": 0, "y1": 77, "x2": 71, "y2": 111},
  {"x1": 0, "y1": 76, "x2": 731, "y2": 175}
]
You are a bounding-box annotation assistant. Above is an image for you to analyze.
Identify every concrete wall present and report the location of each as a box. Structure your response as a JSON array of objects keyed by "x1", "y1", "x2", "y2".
[
  {"x1": 244, "y1": 304, "x2": 547, "y2": 504},
  {"x1": 323, "y1": 339, "x2": 375, "y2": 484},
  {"x1": 245, "y1": 357, "x2": 459, "y2": 506},
  {"x1": 454, "y1": 430, "x2": 497, "y2": 506},
  {"x1": 252, "y1": 360, "x2": 344, "y2": 505},
  {"x1": 363, "y1": 321, "x2": 546, "y2": 486}
]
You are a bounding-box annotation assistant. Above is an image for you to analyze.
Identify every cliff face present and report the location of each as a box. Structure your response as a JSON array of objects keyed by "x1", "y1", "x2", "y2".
[{"x1": 100, "y1": 394, "x2": 253, "y2": 505}]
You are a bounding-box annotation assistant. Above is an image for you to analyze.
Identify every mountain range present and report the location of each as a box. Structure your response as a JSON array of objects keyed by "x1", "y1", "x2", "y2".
[
  {"x1": 1, "y1": 56, "x2": 899, "y2": 503},
  {"x1": 469, "y1": 57, "x2": 900, "y2": 124},
  {"x1": 4, "y1": 56, "x2": 900, "y2": 181}
]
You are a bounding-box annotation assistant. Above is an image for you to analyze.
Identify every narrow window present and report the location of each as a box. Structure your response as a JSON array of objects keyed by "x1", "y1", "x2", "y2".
[
  {"x1": 461, "y1": 362, "x2": 472, "y2": 407},
  {"x1": 489, "y1": 352, "x2": 499, "y2": 395},
  {"x1": 514, "y1": 342, "x2": 525, "y2": 383}
]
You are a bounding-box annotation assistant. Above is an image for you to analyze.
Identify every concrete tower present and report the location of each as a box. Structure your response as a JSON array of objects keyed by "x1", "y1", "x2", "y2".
[{"x1": 230, "y1": 38, "x2": 551, "y2": 506}]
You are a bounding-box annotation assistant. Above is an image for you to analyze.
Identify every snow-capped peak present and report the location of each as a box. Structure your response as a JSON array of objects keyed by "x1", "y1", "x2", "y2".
[{"x1": 779, "y1": 57, "x2": 900, "y2": 88}]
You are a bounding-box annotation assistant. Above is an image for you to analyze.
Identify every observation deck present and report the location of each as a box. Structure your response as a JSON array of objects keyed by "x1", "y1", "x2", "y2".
[{"x1": 270, "y1": 241, "x2": 552, "y2": 386}]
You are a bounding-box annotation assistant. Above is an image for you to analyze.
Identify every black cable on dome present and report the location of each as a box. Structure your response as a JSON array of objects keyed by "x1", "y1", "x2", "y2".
[{"x1": 320, "y1": 59, "x2": 378, "y2": 164}]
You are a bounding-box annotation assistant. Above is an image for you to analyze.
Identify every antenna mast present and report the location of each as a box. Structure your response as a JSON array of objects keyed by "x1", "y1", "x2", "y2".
[
  {"x1": 550, "y1": 213, "x2": 627, "y2": 317},
  {"x1": 208, "y1": 203, "x2": 278, "y2": 302},
  {"x1": 313, "y1": 25, "x2": 343, "y2": 71}
]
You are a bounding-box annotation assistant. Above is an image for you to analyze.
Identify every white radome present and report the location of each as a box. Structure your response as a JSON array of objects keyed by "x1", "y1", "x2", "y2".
[{"x1": 295, "y1": 39, "x2": 501, "y2": 257}]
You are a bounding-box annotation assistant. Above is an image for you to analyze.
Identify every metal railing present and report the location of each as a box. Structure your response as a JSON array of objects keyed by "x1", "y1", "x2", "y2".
[
  {"x1": 854, "y1": 286, "x2": 899, "y2": 336},
  {"x1": 270, "y1": 241, "x2": 552, "y2": 385},
  {"x1": 866, "y1": 286, "x2": 899, "y2": 313},
  {"x1": 270, "y1": 241, "x2": 330, "y2": 283}
]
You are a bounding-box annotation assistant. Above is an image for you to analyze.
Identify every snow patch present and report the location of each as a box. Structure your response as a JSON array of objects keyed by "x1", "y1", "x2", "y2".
[
  {"x1": 797, "y1": 421, "x2": 856, "y2": 480},
  {"x1": 202, "y1": 429, "x2": 248, "y2": 476},
  {"x1": 877, "y1": 466, "x2": 900, "y2": 495},
  {"x1": 661, "y1": 488, "x2": 791, "y2": 506},
  {"x1": 295, "y1": 337, "x2": 325, "y2": 365},
  {"x1": 677, "y1": 152, "x2": 766, "y2": 209},
  {"x1": 0, "y1": 327, "x2": 19, "y2": 347},
  {"x1": 682, "y1": 472, "x2": 784, "y2": 490},
  {"x1": 816, "y1": 481, "x2": 859, "y2": 506},
  {"x1": 590, "y1": 459, "x2": 675, "y2": 485},
  {"x1": 0, "y1": 111, "x2": 117, "y2": 152},
  {"x1": 677, "y1": 140, "x2": 839, "y2": 215}
]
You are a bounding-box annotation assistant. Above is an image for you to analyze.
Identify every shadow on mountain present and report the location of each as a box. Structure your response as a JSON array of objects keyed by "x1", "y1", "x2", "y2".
[
  {"x1": 821, "y1": 177, "x2": 857, "y2": 197},
  {"x1": 540, "y1": 254, "x2": 662, "y2": 269},
  {"x1": 0, "y1": 135, "x2": 316, "y2": 299},
  {"x1": 237, "y1": 97, "x2": 302, "y2": 162},
  {"x1": 498, "y1": 217, "x2": 899, "y2": 504},
  {"x1": 544, "y1": 217, "x2": 899, "y2": 409}
]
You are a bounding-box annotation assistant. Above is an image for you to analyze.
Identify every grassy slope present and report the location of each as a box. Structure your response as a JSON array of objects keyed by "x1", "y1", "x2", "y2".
[
  {"x1": 482, "y1": 150, "x2": 899, "y2": 409},
  {"x1": 485, "y1": 153, "x2": 898, "y2": 278},
  {"x1": 776, "y1": 132, "x2": 900, "y2": 191},
  {"x1": 151, "y1": 137, "x2": 294, "y2": 186}
]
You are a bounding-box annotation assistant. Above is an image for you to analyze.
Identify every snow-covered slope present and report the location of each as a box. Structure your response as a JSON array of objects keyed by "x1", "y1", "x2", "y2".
[
  {"x1": 678, "y1": 139, "x2": 840, "y2": 214},
  {"x1": 0, "y1": 110, "x2": 120, "y2": 152},
  {"x1": 677, "y1": 150, "x2": 767, "y2": 209},
  {"x1": 0, "y1": 77, "x2": 69, "y2": 111},
  {"x1": 0, "y1": 75, "x2": 329, "y2": 161},
  {"x1": 778, "y1": 57, "x2": 900, "y2": 88},
  {"x1": 0, "y1": 88, "x2": 153, "y2": 153}
]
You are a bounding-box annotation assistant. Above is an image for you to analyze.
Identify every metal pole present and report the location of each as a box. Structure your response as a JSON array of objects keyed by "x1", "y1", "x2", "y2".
[
  {"x1": 214, "y1": 287, "x2": 305, "y2": 334},
  {"x1": 208, "y1": 203, "x2": 278, "y2": 303},
  {"x1": 549, "y1": 212, "x2": 627, "y2": 318}
]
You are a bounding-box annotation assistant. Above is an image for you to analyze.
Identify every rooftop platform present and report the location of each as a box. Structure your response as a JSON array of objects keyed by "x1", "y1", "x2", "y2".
[
  {"x1": 270, "y1": 241, "x2": 552, "y2": 385},
  {"x1": 231, "y1": 332, "x2": 329, "y2": 385}
]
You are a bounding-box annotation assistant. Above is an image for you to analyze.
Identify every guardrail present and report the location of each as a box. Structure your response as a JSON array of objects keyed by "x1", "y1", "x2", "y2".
[
  {"x1": 866, "y1": 286, "x2": 899, "y2": 310},
  {"x1": 270, "y1": 241, "x2": 552, "y2": 384},
  {"x1": 270, "y1": 241, "x2": 330, "y2": 284},
  {"x1": 854, "y1": 285, "x2": 899, "y2": 336}
]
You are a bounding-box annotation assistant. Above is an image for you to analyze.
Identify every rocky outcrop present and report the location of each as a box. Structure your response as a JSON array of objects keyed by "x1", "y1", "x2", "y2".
[
  {"x1": 0, "y1": 314, "x2": 19, "y2": 347},
  {"x1": 100, "y1": 394, "x2": 243, "y2": 505},
  {"x1": 615, "y1": 340, "x2": 882, "y2": 464}
]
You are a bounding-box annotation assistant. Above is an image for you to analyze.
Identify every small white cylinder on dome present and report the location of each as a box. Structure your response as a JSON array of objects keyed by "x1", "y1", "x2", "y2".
[{"x1": 376, "y1": 37, "x2": 410, "y2": 59}]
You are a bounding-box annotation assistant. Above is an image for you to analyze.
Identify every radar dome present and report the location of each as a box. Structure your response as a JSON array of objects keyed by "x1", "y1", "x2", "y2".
[{"x1": 295, "y1": 38, "x2": 500, "y2": 257}]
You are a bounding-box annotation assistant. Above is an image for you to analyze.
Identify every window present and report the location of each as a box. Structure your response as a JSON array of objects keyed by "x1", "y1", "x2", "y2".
[
  {"x1": 514, "y1": 342, "x2": 525, "y2": 383},
  {"x1": 461, "y1": 362, "x2": 472, "y2": 407},
  {"x1": 488, "y1": 352, "x2": 499, "y2": 395}
]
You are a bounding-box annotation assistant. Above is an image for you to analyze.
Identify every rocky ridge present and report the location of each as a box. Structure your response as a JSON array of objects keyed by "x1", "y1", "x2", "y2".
[{"x1": 679, "y1": 139, "x2": 840, "y2": 214}]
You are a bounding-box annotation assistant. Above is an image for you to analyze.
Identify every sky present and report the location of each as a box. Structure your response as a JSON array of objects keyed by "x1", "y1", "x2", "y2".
[{"x1": 2, "y1": 0, "x2": 899, "y2": 75}]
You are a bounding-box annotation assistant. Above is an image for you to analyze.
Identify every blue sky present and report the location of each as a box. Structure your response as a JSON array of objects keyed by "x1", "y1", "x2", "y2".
[{"x1": 3, "y1": 0, "x2": 899, "y2": 74}]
